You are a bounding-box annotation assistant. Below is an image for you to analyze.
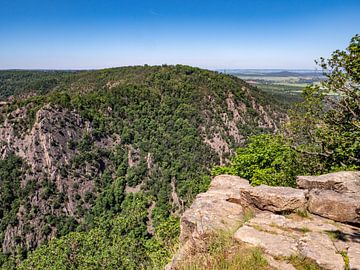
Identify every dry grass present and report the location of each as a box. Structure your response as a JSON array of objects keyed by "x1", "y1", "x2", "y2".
[{"x1": 175, "y1": 230, "x2": 271, "y2": 270}]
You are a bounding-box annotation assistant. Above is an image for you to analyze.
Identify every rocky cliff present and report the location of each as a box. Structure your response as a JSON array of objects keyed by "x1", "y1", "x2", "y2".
[{"x1": 170, "y1": 171, "x2": 360, "y2": 270}]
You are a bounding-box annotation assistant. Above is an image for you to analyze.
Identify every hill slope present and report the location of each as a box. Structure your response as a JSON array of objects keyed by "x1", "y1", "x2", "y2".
[{"x1": 0, "y1": 65, "x2": 284, "y2": 268}]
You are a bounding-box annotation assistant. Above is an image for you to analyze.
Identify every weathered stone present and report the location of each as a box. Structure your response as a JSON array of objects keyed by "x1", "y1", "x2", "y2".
[
  {"x1": 348, "y1": 242, "x2": 360, "y2": 270},
  {"x1": 209, "y1": 174, "x2": 250, "y2": 195},
  {"x1": 239, "y1": 185, "x2": 307, "y2": 212},
  {"x1": 248, "y1": 212, "x2": 339, "y2": 235},
  {"x1": 298, "y1": 232, "x2": 345, "y2": 270},
  {"x1": 234, "y1": 225, "x2": 298, "y2": 257},
  {"x1": 180, "y1": 175, "x2": 249, "y2": 243},
  {"x1": 308, "y1": 189, "x2": 360, "y2": 224},
  {"x1": 297, "y1": 171, "x2": 360, "y2": 193}
]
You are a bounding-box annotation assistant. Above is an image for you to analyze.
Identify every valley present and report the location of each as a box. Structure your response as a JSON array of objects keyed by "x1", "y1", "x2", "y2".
[{"x1": 0, "y1": 65, "x2": 285, "y2": 269}]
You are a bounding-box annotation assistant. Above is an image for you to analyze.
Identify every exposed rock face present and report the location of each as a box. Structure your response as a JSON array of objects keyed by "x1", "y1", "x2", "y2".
[
  {"x1": 200, "y1": 92, "x2": 282, "y2": 165},
  {"x1": 171, "y1": 172, "x2": 360, "y2": 270},
  {"x1": 239, "y1": 185, "x2": 307, "y2": 212},
  {"x1": 0, "y1": 104, "x2": 113, "y2": 254},
  {"x1": 297, "y1": 171, "x2": 360, "y2": 193},
  {"x1": 170, "y1": 175, "x2": 250, "y2": 267},
  {"x1": 180, "y1": 175, "x2": 250, "y2": 243},
  {"x1": 308, "y1": 189, "x2": 360, "y2": 223}
]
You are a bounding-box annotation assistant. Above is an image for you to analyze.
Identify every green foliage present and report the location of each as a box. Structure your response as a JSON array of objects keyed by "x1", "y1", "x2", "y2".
[
  {"x1": 287, "y1": 34, "x2": 360, "y2": 172},
  {"x1": 0, "y1": 70, "x2": 75, "y2": 100},
  {"x1": 18, "y1": 193, "x2": 177, "y2": 270},
  {"x1": 0, "y1": 154, "x2": 24, "y2": 243},
  {"x1": 212, "y1": 134, "x2": 303, "y2": 186}
]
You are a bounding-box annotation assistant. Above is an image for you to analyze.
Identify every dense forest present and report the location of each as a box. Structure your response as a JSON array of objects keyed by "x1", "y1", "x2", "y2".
[{"x1": 0, "y1": 65, "x2": 284, "y2": 269}]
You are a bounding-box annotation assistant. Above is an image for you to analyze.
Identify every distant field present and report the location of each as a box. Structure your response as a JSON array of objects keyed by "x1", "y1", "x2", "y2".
[{"x1": 221, "y1": 69, "x2": 324, "y2": 107}]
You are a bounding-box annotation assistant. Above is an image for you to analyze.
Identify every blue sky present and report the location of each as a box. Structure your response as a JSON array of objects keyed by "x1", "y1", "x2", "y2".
[{"x1": 0, "y1": 0, "x2": 359, "y2": 69}]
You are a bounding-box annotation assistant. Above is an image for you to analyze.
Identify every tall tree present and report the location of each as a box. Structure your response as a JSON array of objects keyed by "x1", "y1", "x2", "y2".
[{"x1": 287, "y1": 34, "x2": 360, "y2": 172}]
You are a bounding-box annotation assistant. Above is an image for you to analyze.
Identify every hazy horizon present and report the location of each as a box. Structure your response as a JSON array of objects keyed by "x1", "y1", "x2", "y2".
[{"x1": 1, "y1": 0, "x2": 359, "y2": 69}]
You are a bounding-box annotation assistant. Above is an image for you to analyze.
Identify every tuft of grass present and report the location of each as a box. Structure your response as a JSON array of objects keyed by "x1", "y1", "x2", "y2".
[
  {"x1": 339, "y1": 251, "x2": 349, "y2": 270},
  {"x1": 176, "y1": 230, "x2": 270, "y2": 270},
  {"x1": 287, "y1": 255, "x2": 322, "y2": 270},
  {"x1": 300, "y1": 227, "x2": 311, "y2": 233},
  {"x1": 325, "y1": 230, "x2": 346, "y2": 241},
  {"x1": 242, "y1": 209, "x2": 255, "y2": 224},
  {"x1": 296, "y1": 209, "x2": 310, "y2": 218}
]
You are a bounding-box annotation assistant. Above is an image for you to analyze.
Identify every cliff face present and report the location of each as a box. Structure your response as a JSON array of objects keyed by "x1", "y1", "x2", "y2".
[
  {"x1": 171, "y1": 172, "x2": 360, "y2": 270},
  {"x1": 0, "y1": 105, "x2": 95, "y2": 253}
]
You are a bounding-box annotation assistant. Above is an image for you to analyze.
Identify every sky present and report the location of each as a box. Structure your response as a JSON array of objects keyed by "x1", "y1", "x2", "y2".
[{"x1": 0, "y1": 0, "x2": 359, "y2": 69}]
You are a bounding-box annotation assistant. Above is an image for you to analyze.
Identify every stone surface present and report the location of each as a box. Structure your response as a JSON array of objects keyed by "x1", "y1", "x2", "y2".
[
  {"x1": 297, "y1": 171, "x2": 360, "y2": 193},
  {"x1": 180, "y1": 175, "x2": 249, "y2": 243},
  {"x1": 265, "y1": 255, "x2": 296, "y2": 270},
  {"x1": 234, "y1": 211, "x2": 360, "y2": 270},
  {"x1": 308, "y1": 189, "x2": 360, "y2": 224},
  {"x1": 248, "y1": 211, "x2": 339, "y2": 234},
  {"x1": 234, "y1": 225, "x2": 298, "y2": 257},
  {"x1": 239, "y1": 185, "x2": 307, "y2": 212},
  {"x1": 348, "y1": 243, "x2": 360, "y2": 270},
  {"x1": 298, "y1": 232, "x2": 345, "y2": 270}
]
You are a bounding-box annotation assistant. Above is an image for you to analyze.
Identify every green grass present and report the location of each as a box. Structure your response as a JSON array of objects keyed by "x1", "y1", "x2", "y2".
[
  {"x1": 287, "y1": 255, "x2": 322, "y2": 270},
  {"x1": 339, "y1": 251, "x2": 349, "y2": 270}
]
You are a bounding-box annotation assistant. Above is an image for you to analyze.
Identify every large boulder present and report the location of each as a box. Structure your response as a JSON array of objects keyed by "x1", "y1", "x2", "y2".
[
  {"x1": 308, "y1": 189, "x2": 360, "y2": 224},
  {"x1": 239, "y1": 185, "x2": 307, "y2": 212},
  {"x1": 180, "y1": 175, "x2": 249, "y2": 243},
  {"x1": 297, "y1": 171, "x2": 360, "y2": 193},
  {"x1": 168, "y1": 175, "x2": 250, "y2": 269}
]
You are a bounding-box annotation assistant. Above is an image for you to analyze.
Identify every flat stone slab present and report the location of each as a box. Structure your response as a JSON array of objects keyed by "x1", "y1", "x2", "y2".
[
  {"x1": 248, "y1": 212, "x2": 339, "y2": 235},
  {"x1": 239, "y1": 185, "x2": 307, "y2": 212},
  {"x1": 298, "y1": 232, "x2": 344, "y2": 270},
  {"x1": 234, "y1": 225, "x2": 298, "y2": 257},
  {"x1": 297, "y1": 171, "x2": 360, "y2": 193},
  {"x1": 308, "y1": 189, "x2": 360, "y2": 224},
  {"x1": 234, "y1": 211, "x2": 360, "y2": 270}
]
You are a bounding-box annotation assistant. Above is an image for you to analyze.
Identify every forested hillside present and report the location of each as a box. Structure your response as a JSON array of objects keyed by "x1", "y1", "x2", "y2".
[{"x1": 0, "y1": 65, "x2": 285, "y2": 269}]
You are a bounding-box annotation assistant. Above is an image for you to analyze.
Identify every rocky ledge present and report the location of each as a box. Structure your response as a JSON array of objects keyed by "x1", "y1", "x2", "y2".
[{"x1": 169, "y1": 171, "x2": 360, "y2": 270}]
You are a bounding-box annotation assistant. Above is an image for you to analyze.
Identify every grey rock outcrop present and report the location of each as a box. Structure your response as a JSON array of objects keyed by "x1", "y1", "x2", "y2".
[
  {"x1": 239, "y1": 185, "x2": 307, "y2": 212},
  {"x1": 180, "y1": 175, "x2": 249, "y2": 243},
  {"x1": 308, "y1": 189, "x2": 360, "y2": 224},
  {"x1": 170, "y1": 175, "x2": 250, "y2": 268},
  {"x1": 171, "y1": 172, "x2": 360, "y2": 270},
  {"x1": 297, "y1": 171, "x2": 360, "y2": 193}
]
